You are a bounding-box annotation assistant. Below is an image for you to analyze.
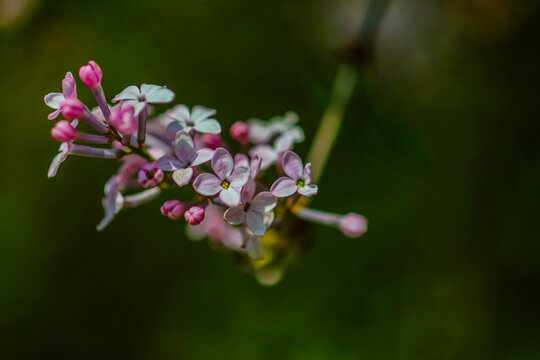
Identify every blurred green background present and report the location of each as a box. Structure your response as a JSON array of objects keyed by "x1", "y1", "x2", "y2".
[{"x1": 1, "y1": 0, "x2": 540, "y2": 358}]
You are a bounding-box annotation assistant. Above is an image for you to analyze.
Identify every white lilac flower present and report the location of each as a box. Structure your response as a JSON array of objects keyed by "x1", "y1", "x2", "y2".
[
  {"x1": 112, "y1": 84, "x2": 175, "y2": 116},
  {"x1": 154, "y1": 130, "x2": 214, "y2": 187},
  {"x1": 223, "y1": 181, "x2": 277, "y2": 236},
  {"x1": 247, "y1": 111, "x2": 305, "y2": 144},
  {"x1": 192, "y1": 147, "x2": 249, "y2": 206},
  {"x1": 44, "y1": 72, "x2": 77, "y2": 120},
  {"x1": 270, "y1": 150, "x2": 318, "y2": 198},
  {"x1": 166, "y1": 105, "x2": 221, "y2": 135}
]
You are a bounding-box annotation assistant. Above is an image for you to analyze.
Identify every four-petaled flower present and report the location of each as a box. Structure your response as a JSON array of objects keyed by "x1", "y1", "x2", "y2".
[
  {"x1": 44, "y1": 72, "x2": 77, "y2": 120},
  {"x1": 270, "y1": 150, "x2": 318, "y2": 197},
  {"x1": 250, "y1": 132, "x2": 295, "y2": 170},
  {"x1": 154, "y1": 130, "x2": 214, "y2": 187},
  {"x1": 193, "y1": 147, "x2": 249, "y2": 206},
  {"x1": 224, "y1": 182, "x2": 277, "y2": 236},
  {"x1": 166, "y1": 105, "x2": 221, "y2": 135},
  {"x1": 112, "y1": 84, "x2": 175, "y2": 116}
]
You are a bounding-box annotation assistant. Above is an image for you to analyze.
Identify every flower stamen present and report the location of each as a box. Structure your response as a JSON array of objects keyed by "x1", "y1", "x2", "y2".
[{"x1": 221, "y1": 180, "x2": 230, "y2": 189}]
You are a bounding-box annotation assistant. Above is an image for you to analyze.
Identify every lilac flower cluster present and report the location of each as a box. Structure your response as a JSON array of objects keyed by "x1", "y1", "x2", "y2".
[{"x1": 44, "y1": 60, "x2": 367, "y2": 278}]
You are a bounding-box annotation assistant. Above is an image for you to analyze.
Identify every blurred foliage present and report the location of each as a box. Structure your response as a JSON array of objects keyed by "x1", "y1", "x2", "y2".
[{"x1": 0, "y1": 0, "x2": 539, "y2": 359}]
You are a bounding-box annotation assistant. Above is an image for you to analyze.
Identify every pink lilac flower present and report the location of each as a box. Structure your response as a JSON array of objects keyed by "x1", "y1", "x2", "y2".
[
  {"x1": 187, "y1": 204, "x2": 243, "y2": 250},
  {"x1": 79, "y1": 60, "x2": 102, "y2": 88},
  {"x1": 138, "y1": 162, "x2": 164, "y2": 188},
  {"x1": 224, "y1": 183, "x2": 277, "y2": 236},
  {"x1": 166, "y1": 105, "x2": 221, "y2": 134},
  {"x1": 44, "y1": 72, "x2": 77, "y2": 120},
  {"x1": 112, "y1": 84, "x2": 175, "y2": 116},
  {"x1": 230, "y1": 121, "x2": 249, "y2": 143},
  {"x1": 154, "y1": 130, "x2": 214, "y2": 187},
  {"x1": 192, "y1": 147, "x2": 249, "y2": 206},
  {"x1": 339, "y1": 213, "x2": 368, "y2": 237},
  {"x1": 110, "y1": 102, "x2": 137, "y2": 137},
  {"x1": 161, "y1": 200, "x2": 185, "y2": 220},
  {"x1": 270, "y1": 150, "x2": 318, "y2": 198},
  {"x1": 185, "y1": 206, "x2": 205, "y2": 225},
  {"x1": 59, "y1": 98, "x2": 85, "y2": 119}
]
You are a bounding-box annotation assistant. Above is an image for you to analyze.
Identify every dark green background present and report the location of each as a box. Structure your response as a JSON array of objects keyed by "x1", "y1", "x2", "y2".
[{"x1": 1, "y1": 0, "x2": 539, "y2": 358}]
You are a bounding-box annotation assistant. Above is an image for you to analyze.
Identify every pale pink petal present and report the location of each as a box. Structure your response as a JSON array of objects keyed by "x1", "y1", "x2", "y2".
[
  {"x1": 246, "y1": 211, "x2": 266, "y2": 236},
  {"x1": 297, "y1": 184, "x2": 318, "y2": 197},
  {"x1": 241, "y1": 179, "x2": 256, "y2": 203},
  {"x1": 62, "y1": 72, "x2": 77, "y2": 99},
  {"x1": 172, "y1": 168, "x2": 194, "y2": 187},
  {"x1": 142, "y1": 85, "x2": 175, "y2": 103},
  {"x1": 250, "y1": 192, "x2": 277, "y2": 213},
  {"x1": 302, "y1": 163, "x2": 313, "y2": 184},
  {"x1": 193, "y1": 173, "x2": 222, "y2": 196},
  {"x1": 154, "y1": 155, "x2": 185, "y2": 171},
  {"x1": 191, "y1": 105, "x2": 216, "y2": 122},
  {"x1": 47, "y1": 109, "x2": 62, "y2": 120},
  {"x1": 44, "y1": 93, "x2": 64, "y2": 109},
  {"x1": 245, "y1": 234, "x2": 264, "y2": 260},
  {"x1": 263, "y1": 211, "x2": 275, "y2": 227},
  {"x1": 191, "y1": 148, "x2": 214, "y2": 166},
  {"x1": 229, "y1": 167, "x2": 249, "y2": 187},
  {"x1": 173, "y1": 130, "x2": 194, "y2": 164},
  {"x1": 270, "y1": 177, "x2": 298, "y2": 198},
  {"x1": 221, "y1": 228, "x2": 244, "y2": 250},
  {"x1": 282, "y1": 151, "x2": 303, "y2": 180},
  {"x1": 211, "y1": 147, "x2": 233, "y2": 180},
  {"x1": 249, "y1": 154, "x2": 262, "y2": 179},
  {"x1": 223, "y1": 206, "x2": 245, "y2": 225},
  {"x1": 249, "y1": 145, "x2": 278, "y2": 170},
  {"x1": 274, "y1": 133, "x2": 294, "y2": 153},
  {"x1": 194, "y1": 118, "x2": 221, "y2": 134},
  {"x1": 234, "y1": 154, "x2": 249, "y2": 169},
  {"x1": 219, "y1": 188, "x2": 241, "y2": 206}
]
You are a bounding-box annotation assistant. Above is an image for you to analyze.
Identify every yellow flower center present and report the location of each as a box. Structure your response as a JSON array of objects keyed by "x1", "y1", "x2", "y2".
[
  {"x1": 221, "y1": 180, "x2": 230, "y2": 189},
  {"x1": 296, "y1": 179, "x2": 305, "y2": 188}
]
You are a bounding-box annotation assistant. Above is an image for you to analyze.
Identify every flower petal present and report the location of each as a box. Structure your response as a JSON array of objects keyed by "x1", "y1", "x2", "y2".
[
  {"x1": 211, "y1": 147, "x2": 233, "y2": 180},
  {"x1": 219, "y1": 187, "x2": 241, "y2": 206},
  {"x1": 166, "y1": 104, "x2": 190, "y2": 122},
  {"x1": 274, "y1": 133, "x2": 294, "y2": 153},
  {"x1": 241, "y1": 179, "x2": 256, "y2": 203},
  {"x1": 247, "y1": 119, "x2": 272, "y2": 143},
  {"x1": 246, "y1": 211, "x2": 266, "y2": 236},
  {"x1": 44, "y1": 93, "x2": 64, "y2": 109},
  {"x1": 154, "y1": 155, "x2": 185, "y2": 171},
  {"x1": 302, "y1": 163, "x2": 313, "y2": 184},
  {"x1": 47, "y1": 109, "x2": 62, "y2": 120},
  {"x1": 282, "y1": 151, "x2": 303, "y2": 180},
  {"x1": 166, "y1": 121, "x2": 185, "y2": 140},
  {"x1": 245, "y1": 234, "x2": 264, "y2": 260},
  {"x1": 112, "y1": 85, "x2": 140, "y2": 102},
  {"x1": 224, "y1": 206, "x2": 245, "y2": 225},
  {"x1": 250, "y1": 192, "x2": 277, "y2": 213},
  {"x1": 193, "y1": 173, "x2": 222, "y2": 196},
  {"x1": 221, "y1": 228, "x2": 244, "y2": 250},
  {"x1": 191, "y1": 148, "x2": 214, "y2": 166},
  {"x1": 194, "y1": 118, "x2": 221, "y2": 134},
  {"x1": 249, "y1": 145, "x2": 278, "y2": 170},
  {"x1": 191, "y1": 105, "x2": 216, "y2": 122},
  {"x1": 62, "y1": 72, "x2": 77, "y2": 99},
  {"x1": 270, "y1": 177, "x2": 298, "y2": 198},
  {"x1": 142, "y1": 84, "x2": 175, "y2": 103},
  {"x1": 172, "y1": 168, "x2": 194, "y2": 187},
  {"x1": 173, "y1": 130, "x2": 194, "y2": 164},
  {"x1": 234, "y1": 153, "x2": 249, "y2": 169},
  {"x1": 250, "y1": 154, "x2": 262, "y2": 179},
  {"x1": 229, "y1": 167, "x2": 249, "y2": 187},
  {"x1": 297, "y1": 184, "x2": 318, "y2": 197}
]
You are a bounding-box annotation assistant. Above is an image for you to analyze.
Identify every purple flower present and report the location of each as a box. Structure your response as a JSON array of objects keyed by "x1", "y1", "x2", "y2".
[
  {"x1": 138, "y1": 162, "x2": 164, "y2": 188},
  {"x1": 154, "y1": 130, "x2": 214, "y2": 187},
  {"x1": 79, "y1": 60, "x2": 102, "y2": 88},
  {"x1": 44, "y1": 72, "x2": 77, "y2": 120},
  {"x1": 112, "y1": 84, "x2": 175, "y2": 116},
  {"x1": 224, "y1": 183, "x2": 277, "y2": 236},
  {"x1": 166, "y1": 105, "x2": 221, "y2": 134},
  {"x1": 270, "y1": 151, "x2": 318, "y2": 198},
  {"x1": 192, "y1": 147, "x2": 249, "y2": 206}
]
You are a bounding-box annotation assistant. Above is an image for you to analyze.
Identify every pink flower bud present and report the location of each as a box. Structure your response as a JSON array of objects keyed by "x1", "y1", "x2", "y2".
[
  {"x1": 339, "y1": 213, "x2": 367, "y2": 238},
  {"x1": 51, "y1": 120, "x2": 76, "y2": 142},
  {"x1": 60, "y1": 98, "x2": 85, "y2": 119},
  {"x1": 184, "y1": 206, "x2": 205, "y2": 225},
  {"x1": 79, "y1": 60, "x2": 102, "y2": 88},
  {"x1": 160, "y1": 200, "x2": 185, "y2": 220},
  {"x1": 230, "y1": 121, "x2": 249, "y2": 143},
  {"x1": 138, "y1": 163, "x2": 164, "y2": 188},
  {"x1": 201, "y1": 133, "x2": 223, "y2": 149},
  {"x1": 110, "y1": 103, "x2": 137, "y2": 136}
]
